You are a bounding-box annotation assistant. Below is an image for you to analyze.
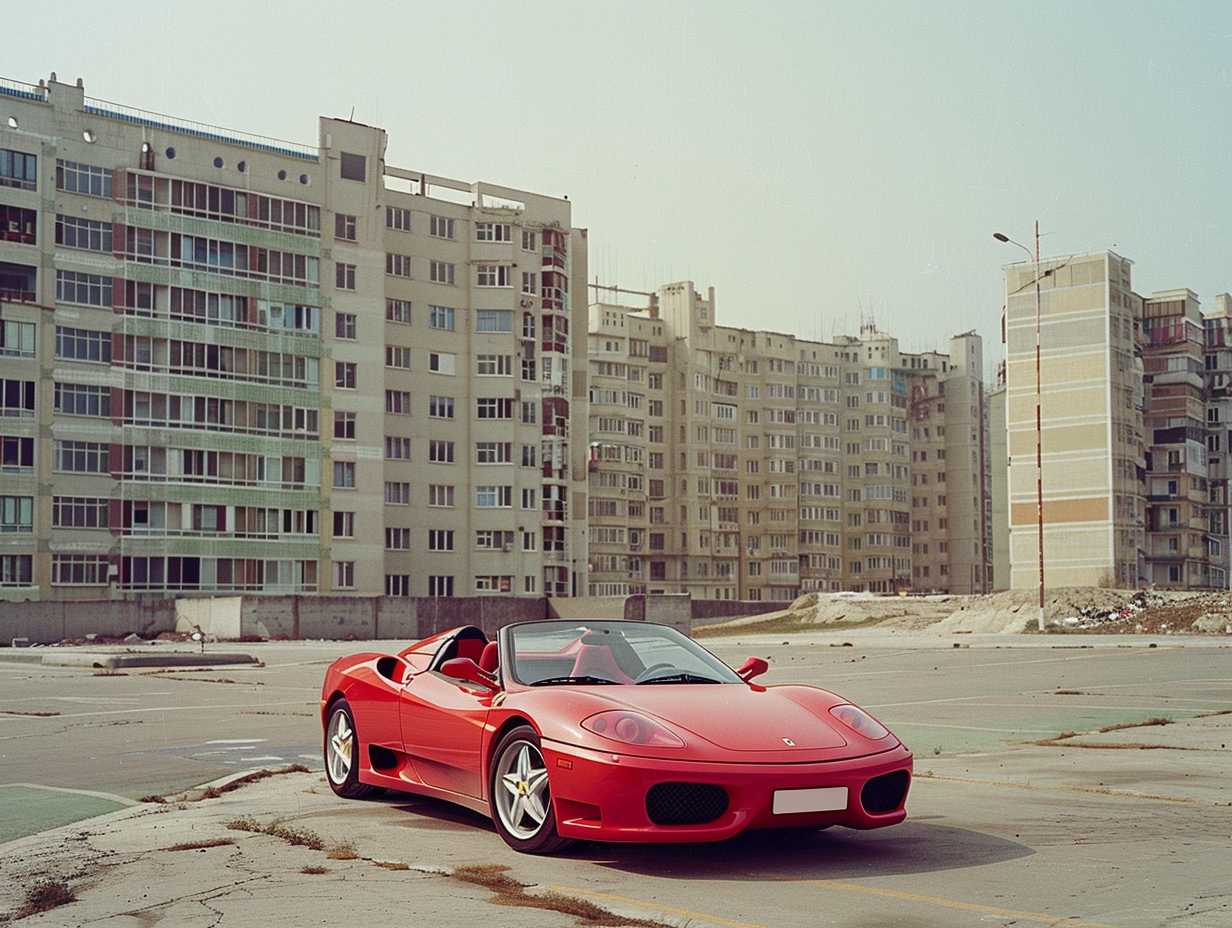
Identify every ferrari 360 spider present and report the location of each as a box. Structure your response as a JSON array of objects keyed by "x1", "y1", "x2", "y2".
[{"x1": 320, "y1": 620, "x2": 911, "y2": 853}]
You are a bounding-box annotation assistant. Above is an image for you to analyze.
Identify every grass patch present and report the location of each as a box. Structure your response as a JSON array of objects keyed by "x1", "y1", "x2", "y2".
[
  {"x1": 375, "y1": 861, "x2": 410, "y2": 871},
  {"x1": 225, "y1": 816, "x2": 325, "y2": 851},
  {"x1": 16, "y1": 879, "x2": 75, "y2": 918},
  {"x1": 326, "y1": 840, "x2": 358, "y2": 860},
  {"x1": 149, "y1": 764, "x2": 310, "y2": 803},
  {"x1": 452, "y1": 865, "x2": 671, "y2": 927},
  {"x1": 301, "y1": 866, "x2": 328, "y2": 875},
  {"x1": 165, "y1": 838, "x2": 236, "y2": 851},
  {"x1": 1052, "y1": 690, "x2": 1086, "y2": 696},
  {"x1": 1099, "y1": 717, "x2": 1172, "y2": 733}
]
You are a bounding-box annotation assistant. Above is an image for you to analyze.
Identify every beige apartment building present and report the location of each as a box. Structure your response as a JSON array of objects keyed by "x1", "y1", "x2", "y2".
[
  {"x1": 586, "y1": 283, "x2": 990, "y2": 599},
  {"x1": 1001, "y1": 250, "x2": 1144, "y2": 590},
  {"x1": 0, "y1": 73, "x2": 587, "y2": 601}
]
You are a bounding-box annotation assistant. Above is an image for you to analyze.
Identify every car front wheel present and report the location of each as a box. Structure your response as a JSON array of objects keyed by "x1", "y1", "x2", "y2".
[
  {"x1": 489, "y1": 725, "x2": 572, "y2": 854},
  {"x1": 324, "y1": 698, "x2": 384, "y2": 799}
]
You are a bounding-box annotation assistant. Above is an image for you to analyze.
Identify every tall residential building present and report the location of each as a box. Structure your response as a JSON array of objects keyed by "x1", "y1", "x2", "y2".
[
  {"x1": 1200, "y1": 293, "x2": 1232, "y2": 589},
  {"x1": 1140, "y1": 289, "x2": 1210, "y2": 588},
  {"x1": 586, "y1": 282, "x2": 990, "y2": 600},
  {"x1": 0, "y1": 73, "x2": 586, "y2": 602},
  {"x1": 1001, "y1": 250, "x2": 1144, "y2": 589}
]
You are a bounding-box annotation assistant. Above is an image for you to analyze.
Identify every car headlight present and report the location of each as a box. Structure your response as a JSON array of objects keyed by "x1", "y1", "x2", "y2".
[
  {"x1": 829, "y1": 704, "x2": 891, "y2": 740},
  {"x1": 581, "y1": 710, "x2": 686, "y2": 748}
]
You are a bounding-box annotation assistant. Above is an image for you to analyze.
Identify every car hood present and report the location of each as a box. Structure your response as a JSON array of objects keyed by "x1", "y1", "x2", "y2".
[{"x1": 512, "y1": 683, "x2": 897, "y2": 761}]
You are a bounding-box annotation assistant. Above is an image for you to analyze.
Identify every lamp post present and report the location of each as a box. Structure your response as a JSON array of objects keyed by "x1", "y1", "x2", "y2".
[{"x1": 994, "y1": 224, "x2": 1046, "y2": 632}]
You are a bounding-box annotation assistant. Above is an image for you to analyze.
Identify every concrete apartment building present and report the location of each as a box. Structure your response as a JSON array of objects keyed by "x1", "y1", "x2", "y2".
[
  {"x1": 0, "y1": 73, "x2": 587, "y2": 602},
  {"x1": 1202, "y1": 292, "x2": 1232, "y2": 590},
  {"x1": 1001, "y1": 250, "x2": 1144, "y2": 589},
  {"x1": 586, "y1": 283, "x2": 990, "y2": 600}
]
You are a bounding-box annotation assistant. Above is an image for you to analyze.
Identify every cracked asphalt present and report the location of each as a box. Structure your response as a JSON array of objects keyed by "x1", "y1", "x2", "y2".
[{"x1": 0, "y1": 630, "x2": 1229, "y2": 927}]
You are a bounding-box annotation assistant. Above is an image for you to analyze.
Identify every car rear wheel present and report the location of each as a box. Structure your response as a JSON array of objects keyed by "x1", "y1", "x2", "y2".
[
  {"x1": 489, "y1": 725, "x2": 572, "y2": 854},
  {"x1": 324, "y1": 698, "x2": 384, "y2": 799}
]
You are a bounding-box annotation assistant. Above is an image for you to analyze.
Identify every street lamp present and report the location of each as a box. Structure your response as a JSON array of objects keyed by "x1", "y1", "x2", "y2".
[{"x1": 994, "y1": 224, "x2": 1046, "y2": 632}]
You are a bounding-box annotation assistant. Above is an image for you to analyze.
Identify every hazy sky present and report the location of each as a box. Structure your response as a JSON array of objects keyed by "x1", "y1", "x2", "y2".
[{"x1": 9, "y1": 1, "x2": 1232, "y2": 360}]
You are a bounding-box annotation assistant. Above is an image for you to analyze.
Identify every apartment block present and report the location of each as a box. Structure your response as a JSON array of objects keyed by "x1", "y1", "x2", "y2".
[
  {"x1": 1002, "y1": 250, "x2": 1144, "y2": 589},
  {"x1": 0, "y1": 73, "x2": 586, "y2": 601},
  {"x1": 586, "y1": 283, "x2": 990, "y2": 599}
]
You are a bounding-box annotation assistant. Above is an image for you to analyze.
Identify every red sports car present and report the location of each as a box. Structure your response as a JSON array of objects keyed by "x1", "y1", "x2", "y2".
[{"x1": 320, "y1": 620, "x2": 911, "y2": 853}]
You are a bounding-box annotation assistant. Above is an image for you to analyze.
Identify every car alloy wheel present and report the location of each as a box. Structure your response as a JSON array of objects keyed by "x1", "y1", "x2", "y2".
[
  {"x1": 489, "y1": 725, "x2": 571, "y2": 853},
  {"x1": 323, "y1": 698, "x2": 383, "y2": 800}
]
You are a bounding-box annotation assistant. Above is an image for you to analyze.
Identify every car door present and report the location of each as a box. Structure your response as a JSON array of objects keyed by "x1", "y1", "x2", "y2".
[{"x1": 398, "y1": 664, "x2": 493, "y2": 799}]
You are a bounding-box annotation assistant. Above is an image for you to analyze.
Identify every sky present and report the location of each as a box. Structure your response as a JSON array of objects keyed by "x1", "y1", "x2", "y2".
[{"x1": 9, "y1": 1, "x2": 1232, "y2": 363}]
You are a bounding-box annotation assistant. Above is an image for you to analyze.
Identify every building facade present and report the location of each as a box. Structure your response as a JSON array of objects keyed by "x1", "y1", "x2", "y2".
[
  {"x1": 0, "y1": 73, "x2": 587, "y2": 601},
  {"x1": 586, "y1": 282, "x2": 991, "y2": 600}
]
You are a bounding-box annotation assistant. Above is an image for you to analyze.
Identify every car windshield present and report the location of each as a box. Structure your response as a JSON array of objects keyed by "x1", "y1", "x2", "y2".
[{"x1": 503, "y1": 620, "x2": 744, "y2": 686}]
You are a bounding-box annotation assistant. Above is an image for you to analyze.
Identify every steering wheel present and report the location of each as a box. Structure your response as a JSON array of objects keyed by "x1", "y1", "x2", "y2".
[{"x1": 633, "y1": 663, "x2": 676, "y2": 683}]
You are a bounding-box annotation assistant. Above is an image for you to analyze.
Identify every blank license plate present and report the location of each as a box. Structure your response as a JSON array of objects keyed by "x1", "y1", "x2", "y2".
[{"x1": 773, "y1": 786, "x2": 848, "y2": 814}]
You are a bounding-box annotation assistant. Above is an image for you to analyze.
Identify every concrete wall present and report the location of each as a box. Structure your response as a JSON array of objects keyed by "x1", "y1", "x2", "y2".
[{"x1": 0, "y1": 598, "x2": 178, "y2": 644}]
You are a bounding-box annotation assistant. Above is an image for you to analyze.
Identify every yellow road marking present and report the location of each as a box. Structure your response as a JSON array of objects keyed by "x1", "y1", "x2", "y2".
[{"x1": 551, "y1": 877, "x2": 1125, "y2": 928}]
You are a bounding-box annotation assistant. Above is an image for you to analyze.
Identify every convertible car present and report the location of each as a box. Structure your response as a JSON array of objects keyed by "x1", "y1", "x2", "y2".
[{"x1": 320, "y1": 620, "x2": 911, "y2": 854}]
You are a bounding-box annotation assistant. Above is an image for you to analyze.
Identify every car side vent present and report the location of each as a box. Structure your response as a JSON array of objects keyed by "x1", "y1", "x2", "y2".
[
  {"x1": 645, "y1": 782, "x2": 729, "y2": 826},
  {"x1": 860, "y1": 770, "x2": 910, "y2": 814}
]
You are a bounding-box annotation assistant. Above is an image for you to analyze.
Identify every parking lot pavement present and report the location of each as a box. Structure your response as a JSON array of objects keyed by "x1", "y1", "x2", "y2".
[{"x1": 0, "y1": 631, "x2": 1229, "y2": 926}]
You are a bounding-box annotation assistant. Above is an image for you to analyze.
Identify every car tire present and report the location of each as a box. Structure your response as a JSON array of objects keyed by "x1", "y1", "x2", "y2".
[
  {"x1": 489, "y1": 725, "x2": 572, "y2": 854},
  {"x1": 324, "y1": 698, "x2": 384, "y2": 799}
]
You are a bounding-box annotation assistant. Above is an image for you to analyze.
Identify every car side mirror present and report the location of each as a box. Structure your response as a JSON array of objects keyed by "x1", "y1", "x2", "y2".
[
  {"x1": 736, "y1": 656, "x2": 769, "y2": 682},
  {"x1": 440, "y1": 657, "x2": 500, "y2": 690}
]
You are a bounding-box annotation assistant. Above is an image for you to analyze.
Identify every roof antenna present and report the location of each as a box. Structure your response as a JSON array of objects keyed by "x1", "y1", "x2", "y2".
[{"x1": 349, "y1": 106, "x2": 356, "y2": 122}]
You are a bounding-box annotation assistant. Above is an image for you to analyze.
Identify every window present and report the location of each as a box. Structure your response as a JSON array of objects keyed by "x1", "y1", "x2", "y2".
[
  {"x1": 428, "y1": 575, "x2": 454, "y2": 596},
  {"x1": 429, "y1": 484, "x2": 455, "y2": 507},
  {"x1": 335, "y1": 312, "x2": 357, "y2": 339},
  {"x1": 430, "y1": 216, "x2": 455, "y2": 239},
  {"x1": 335, "y1": 362, "x2": 356, "y2": 389},
  {"x1": 56, "y1": 270, "x2": 112, "y2": 307},
  {"x1": 521, "y1": 230, "x2": 537, "y2": 251},
  {"x1": 334, "y1": 411, "x2": 356, "y2": 439},
  {"x1": 521, "y1": 488, "x2": 537, "y2": 509},
  {"x1": 335, "y1": 263, "x2": 356, "y2": 290},
  {"x1": 475, "y1": 575, "x2": 513, "y2": 593},
  {"x1": 1, "y1": 320, "x2": 35, "y2": 358},
  {"x1": 54, "y1": 383, "x2": 109, "y2": 417},
  {"x1": 476, "y1": 354, "x2": 512, "y2": 376},
  {"x1": 340, "y1": 152, "x2": 366, "y2": 182},
  {"x1": 386, "y1": 253, "x2": 412, "y2": 277},
  {"x1": 332, "y1": 561, "x2": 356, "y2": 589},
  {"x1": 429, "y1": 440, "x2": 454, "y2": 463},
  {"x1": 475, "y1": 310, "x2": 513, "y2": 332},
  {"x1": 476, "y1": 265, "x2": 511, "y2": 287},
  {"x1": 429, "y1": 261, "x2": 455, "y2": 284},
  {"x1": 429, "y1": 352, "x2": 456, "y2": 374},
  {"x1": 385, "y1": 436, "x2": 411, "y2": 459},
  {"x1": 521, "y1": 272, "x2": 538, "y2": 295},
  {"x1": 333, "y1": 461, "x2": 356, "y2": 488},
  {"x1": 476, "y1": 486, "x2": 513, "y2": 507},
  {"x1": 476, "y1": 441, "x2": 512, "y2": 463},
  {"x1": 52, "y1": 496, "x2": 108, "y2": 528},
  {"x1": 475, "y1": 223, "x2": 511, "y2": 242},
  {"x1": 520, "y1": 401, "x2": 537, "y2": 424},
  {"x1": 0, "y1": 496, "x2": 33, "y2": 533},
  {"x1": 386, "y1": 527, "x2": 411, "y2": 550},
  {"x1": 51, "y1": 554, "x2": 108, "y2": 586},
  {"x1": 429, "y1": 305, "x2": 455, "y2": 330},
  {"x1": 56, "y1": 159, "x2": 111, "y2": 197},
  {"x1": 385, "y1": 390, "x2": 411, "y2": 414},
  {"x1": 386, "y1": 299, "x2": 411, "y2": 323},
  {"x1": 56, "y1": 215, "x2": 112, "y2": 252},
  {"x1": 477, "y1": 398, "x2": 513, "y2": 419},
  {"x1": 386, "y1": 206, "x2": 411, "y2": 231},
  {"x1": 334, "y1": 213, "x2": 357, "y2": 241},
  {"x1": 333, "y1": 511, "x2": 355, "y2": 538},
  {"x1": 429, "y1": 395, "x2": 454, "y2": 419},
  {"x1": 55, "y1": 326, "x2": 110, "y2": 362},
  {"x1": 386, "y1": 574, "x2": 410, "y2": 596},
  {"x1": 54, "y1": 440, "x2": 109, "y2": 473},
  {"x1": 385, "y1": 481, "x2": 411, "y2": 504},
  {"x1": 428, "y1": 529, "x2": 454, "y2": 551},
  {"x1": 2, "y1": 436, "x2": 34, "y2": 472},
  {"x1": 1, "y1": 379, "x2": 35, "y2": 417},
  {"x1": 521, "y1": 444, "x2": 537, "y2": 467},
  {"x1": 386, "y1": 346, "x2": 411, "y2": 369},
  {"x1": 1, "y1": 149, "x2": 37, "y2": 190}
]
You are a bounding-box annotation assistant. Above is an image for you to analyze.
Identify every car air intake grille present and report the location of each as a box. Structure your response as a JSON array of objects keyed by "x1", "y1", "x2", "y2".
[
  {"x1": 861, "y1": 770, "x2": 910, "y2": 814},
  {"x1": 645, "y1": 782, "x2": 730, "y2": 825}
]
